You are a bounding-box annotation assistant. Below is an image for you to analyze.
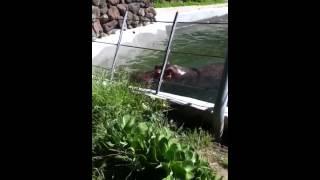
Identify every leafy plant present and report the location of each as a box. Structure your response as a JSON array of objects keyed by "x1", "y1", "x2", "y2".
[{"x1": 92, "y1": 71, "x2": 221, "y2": 179}]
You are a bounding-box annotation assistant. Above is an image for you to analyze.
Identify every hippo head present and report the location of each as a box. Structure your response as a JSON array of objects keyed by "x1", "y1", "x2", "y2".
[
  {"x1": 131, "y1": 64, "x2": 187, "y2": 85},
  {"x1": 153, "y1": 64, "x2": 187, "y2": 80}
]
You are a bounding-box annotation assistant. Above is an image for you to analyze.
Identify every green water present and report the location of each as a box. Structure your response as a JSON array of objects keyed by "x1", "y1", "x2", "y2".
[{"x1": 120, "y1": 15, "x2": 228, "y2": 102}]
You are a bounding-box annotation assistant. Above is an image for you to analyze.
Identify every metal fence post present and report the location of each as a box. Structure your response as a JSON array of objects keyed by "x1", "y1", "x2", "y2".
[
  {"x1": 156, "y1": 11, "x2": 179, "y2": 94},
  {"x1": 212, "y1": 49, "x2": 228, "y2": 140},
  {"x1": 110, "y1": 11, "x2": 128, "y2": 81}
]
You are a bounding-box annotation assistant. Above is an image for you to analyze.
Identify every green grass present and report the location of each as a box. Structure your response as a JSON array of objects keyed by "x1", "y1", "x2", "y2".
[
  {"x1": 92, "y1": 71, "x2": 225, "y2": 180},
  {"x1": 180, "y1": 128, "x2": 228, "y2": 176},
  {"x1": 180, "y1": 128, "x2": 214, "y2": 150},
  {"x1": 154, "y1": 0, "x2": 225, "y2": 8}
]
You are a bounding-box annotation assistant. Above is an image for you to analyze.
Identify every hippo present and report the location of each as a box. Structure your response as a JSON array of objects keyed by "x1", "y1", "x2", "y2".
[{"x1": 131, "y1": 63, "x2": 225, "y2": 90}]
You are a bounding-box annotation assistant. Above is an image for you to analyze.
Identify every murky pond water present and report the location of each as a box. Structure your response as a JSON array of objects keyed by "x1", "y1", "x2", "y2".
[{"x1": 95, "y1": 14, "x2": 228, "y2": 103}]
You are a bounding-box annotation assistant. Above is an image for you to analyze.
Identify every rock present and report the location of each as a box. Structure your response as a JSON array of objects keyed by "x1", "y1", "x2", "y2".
[
  {"x1": 145, "y1": 12, "x2": 154, "y2": 19},
  {"x1": 133, "y1": 14, "x2": 139, "y2": 21},
  {"x1": 131, "y1": 22, "x2": 138, "y2": 28},
  {"x1": 106, "y1": 19, "x2": 119, "y2": 27},
  {"x1": 128, "y1": 3, "x2": 140, "y2": 14},
  {"x1": 92, "y1": 20, "x2": 104, "y2": 38},
  {"x1": 92, "y1": 15, "x2": 98, "y2": 22},
  {"x1": 92, "y1": 0, "x2": 156, "y2": 38},
  {"x1": 92, "y1": 6, "x2": 100, "y2": 17},
  {"x1": 107, "y1": 6, "x2": 120, "y2": 20},
  {"x1": 100, "y1": 14, "x2": 109, "y2": 24},
  {"x1": 92, "y1": 0, "x2": 100, "y2": 6},
  {"x1": 127, "y1": 10, "x2": 133, "y2": 19},
  {"x1": 145, "y1": 7, "x2": 156, "y2": 16},
  {"x1": 102, "y1": 24, "x2": 112, "y2": 33},
  {"x1": 102, "y1": 20, "x2": 119, "y2": 33},
  {"x1": 126, "y1": 11, "x2": 133, "y2": 25},
  {"x1": 117, "y1": 4, "x2": 128, "y2": 16},
  {"x1": 99, "y1": 1, "x2": 107, "y2": 8},
  {"x1": 131, "y1": 14, "x2": 139, "y2": 27},
  {"x1": 144, "y1": 1, "x2": 151, "y2": 8},
  {"x1": 92, "y1": 28, "x2": 96, "y2": 38},
  {"x1": 100, "y1": 7, "x2": 108, "y2": 14},
  {"x1": 108, "y1": 0, "x2": 119, "y2": 6},
  {"x1": 140, "y1": 16, "x2": 150, "y2": 26},
  {"x1": 138, "y1": 8, "x2": 145, "y2": 16},
  {"x1": 139, "y1": 2, "x2": 146, "y2": 7}
]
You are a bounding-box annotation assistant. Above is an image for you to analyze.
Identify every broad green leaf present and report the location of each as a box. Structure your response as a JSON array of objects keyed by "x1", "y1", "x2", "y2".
[
  {"x1": 192, "y1": 153, "x2": 200, "y2": 165},
  {"x1": 142, "y1": 103, "x2": 150, "y2": 110},
  {"x1": 156, "y1": 163, "x2": 162, "y2": 169},
  {"x1": 174, "y1": 150, "x2": 186, "y2": 161},
  {"x1": 151, "y1": 146, "x2": 158, "y2": 162},
  {"x1": 121, "y1": 115, "x2": 130, "y2": 129},
  {"x1": 128, "y1": 147, "x2": 135, "y2": 154},
  {"x1": 186, "y1": 171, "x2": 195, "y2": 180},
  {"x1": 169, "y1": 143, "x2": 179, "y2": 152},
  {"x1": 119, "y1": 141, "x2": 128, "y2": 147},
  {"x1": 166, "y1": 143, "x2": 180, "y2": 160},
  {"x1": 136, "y1": 122, "x2": 148, "y2": 135},
  {"x1": 185, "y1": 151, "x2": 194, "y2": 162},
  {"x1": 183, "y1": 160, "x2": 195, "y2": 172},
  {"x1": 106, "y1": 141, "x2": 114, "y2": 147},
  {"x1": 136, "y1": 154, "x2": 148, "y2": 165},
  {"x1": 171, "y1": 161, "x2": 187, "y2": 179},
  {"x1": 162, "y1": 172, "x2": 174, "y2": 180},
  {"x1": 158, "y1": 137, "x2": 169, "y2": 156},
  {"x1": 166, "y1": 149, "x2": 175, "y2": 161},
  {"x1": 160, "y1": 162, "x2": 171, "y2": 175}
]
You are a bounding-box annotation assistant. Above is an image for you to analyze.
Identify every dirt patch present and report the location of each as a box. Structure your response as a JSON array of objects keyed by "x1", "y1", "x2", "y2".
[{"x1": 198, "y1": 143, "x2": 228, "y2": 179}]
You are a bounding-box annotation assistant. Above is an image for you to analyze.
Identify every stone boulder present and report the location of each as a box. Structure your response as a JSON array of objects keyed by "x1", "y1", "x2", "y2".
[
  {"x1": 145, "y1": 7, "x2": 156, "y2": 16},
  {"x1": 99, "y1": 1, "x2": 108, "y2": 8},
  {"x1": 128, "y1": 3, "x2": 140, "y2": 14},
  {"x1": 100, "y1": 14, "x2": 109, "y2": 24},
  {"x1": 138, "y1": 8, "x2": 145, "y2": 16},
  {"x1": 108, "y1": 0, "x2": 119, "y2": 6},
  {"x1": 117, "y1": 4, "x2": 128, "y2": 16},
  {"x1": 131, "y1": 14, "x2": 139, "y2": 27},
  {"x1": 107, "y1": 6, "x2": 121, "y2": 20},
  {"x1": 92, "y1": 0, "x2": 101, "y2": 6},
  {"x1": 92, "y1": 20, "x2": 104, "y2": 38},
  {"x1": 92, "y1": 6, "x2": 100, "y2": 18},
  {"x1": 92, "y1": 0, "x2": 156, "y2": 38},
  {"x1": 102, "y1": 20, "x2": 119, "y2": 34},
  {"x1": 100, "y1": 6, "x2": 108, "y2": 14}
]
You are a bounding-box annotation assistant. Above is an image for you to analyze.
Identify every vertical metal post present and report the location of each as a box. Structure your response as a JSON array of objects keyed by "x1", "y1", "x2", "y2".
[
  {"x1": 156, "y1": 11, "x2": 179, "y2": 94},
  {"x1": 212, "y1": 49, "x2": 228, "y2": 140},
  {"x1": 110, "y1": 11, "x2": 128, "y2": 81}
]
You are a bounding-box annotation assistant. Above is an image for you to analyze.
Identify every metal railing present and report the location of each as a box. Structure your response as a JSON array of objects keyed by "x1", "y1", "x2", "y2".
[{"x1": 92, "y1": 10, "x2": 228, "y2": 139}]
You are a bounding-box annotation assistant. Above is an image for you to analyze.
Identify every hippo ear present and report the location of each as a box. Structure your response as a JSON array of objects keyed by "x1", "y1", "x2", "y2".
[
  {"x1": 166, "y1": 65, "x2": 176, "y2": 72},
  {"x1": 164, "y1": 68, "x2": 175, "y2": 79}
]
